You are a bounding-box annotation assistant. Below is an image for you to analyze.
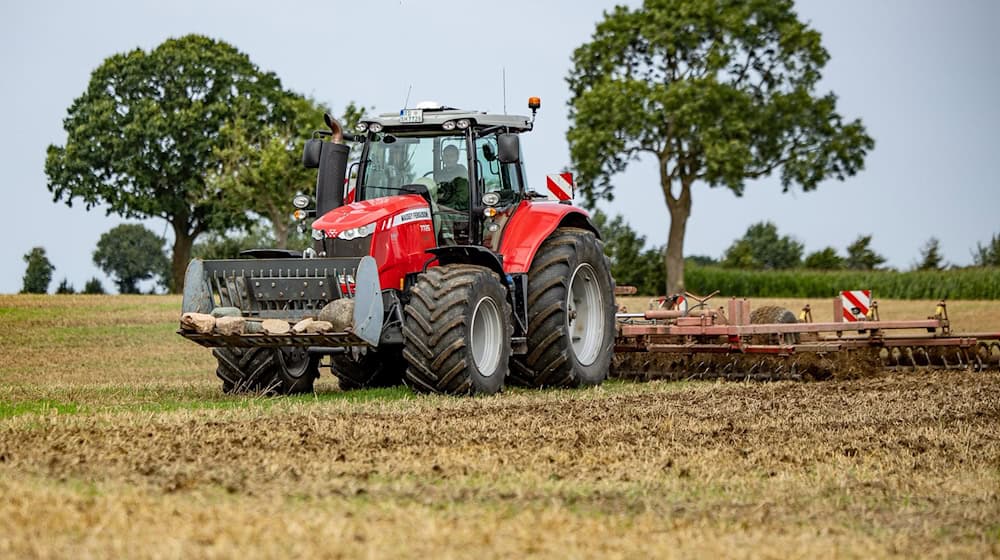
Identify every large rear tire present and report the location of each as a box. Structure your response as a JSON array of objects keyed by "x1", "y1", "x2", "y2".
[
  {"x1": 402, "y1": 265, "x2": 512, "y2": 395},
  {"x1": 330, "y1": 349, "x2": 404, "y2": 390},
  {"x1": 510, "y1": 227, "x2": 616, "y2": 388},
  {"x1": 214, "y1": 347, "x2": 318, "y2": 395}
]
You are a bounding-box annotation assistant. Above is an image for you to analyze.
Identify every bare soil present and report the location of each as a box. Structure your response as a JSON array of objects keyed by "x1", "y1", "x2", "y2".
[{"x1": 1, "y1": 295, "x2": 999, "y2": 558}]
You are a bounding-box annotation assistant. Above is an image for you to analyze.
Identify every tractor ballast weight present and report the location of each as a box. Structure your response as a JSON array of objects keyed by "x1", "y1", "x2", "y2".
[{"x1": 179, "y1": 100, "x2": 617, "y2": 395}]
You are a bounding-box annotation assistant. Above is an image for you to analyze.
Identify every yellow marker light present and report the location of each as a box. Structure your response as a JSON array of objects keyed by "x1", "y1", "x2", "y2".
[
  {"x1": 483, "y1": 207, "x2": 498, "y2": 218},
  {"x1": 528, "y1": 97, "x2": 541, "y2": 109},
  {"x1": 293, "y1": 209, "x2": 306, "y2": 220}
]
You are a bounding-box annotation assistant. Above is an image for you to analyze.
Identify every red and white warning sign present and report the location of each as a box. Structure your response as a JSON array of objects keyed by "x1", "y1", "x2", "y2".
[
  {"x1": 840, "y1": 290, "x2": 872, "y2": 322},
  {"x1": 545, "y1": 173, "x2": 574, "y2": 201}
]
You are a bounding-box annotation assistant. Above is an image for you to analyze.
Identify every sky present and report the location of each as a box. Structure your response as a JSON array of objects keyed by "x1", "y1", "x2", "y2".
[{"x1": 1, "y1": 0, "x2": 998, "y2": 293}]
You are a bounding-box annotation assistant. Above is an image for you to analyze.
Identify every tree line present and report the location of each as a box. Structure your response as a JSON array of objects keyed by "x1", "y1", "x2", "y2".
[{"x1": 594, "y1": 209, "x2": 1000, "y2": 298}]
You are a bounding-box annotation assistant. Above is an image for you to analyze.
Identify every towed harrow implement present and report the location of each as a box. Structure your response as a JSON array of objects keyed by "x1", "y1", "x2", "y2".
[{"x1": 613, "y1": 293, "x2": 1000, "y2": 381}]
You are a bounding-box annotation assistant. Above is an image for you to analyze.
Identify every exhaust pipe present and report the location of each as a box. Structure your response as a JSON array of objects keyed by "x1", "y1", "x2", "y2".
[{"x1": 303, "y1": 114, "x2": 351, "y2": 218}]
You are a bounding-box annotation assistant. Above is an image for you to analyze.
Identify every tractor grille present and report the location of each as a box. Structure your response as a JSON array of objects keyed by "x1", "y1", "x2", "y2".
[{"x1": 199, "y1": 257, "x2": 363, "y2": 320}]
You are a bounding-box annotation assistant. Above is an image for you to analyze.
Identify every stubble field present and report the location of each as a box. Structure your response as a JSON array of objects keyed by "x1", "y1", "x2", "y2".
[{"x1": 1, "y1": 294, "x2": 998, "y2": 558}]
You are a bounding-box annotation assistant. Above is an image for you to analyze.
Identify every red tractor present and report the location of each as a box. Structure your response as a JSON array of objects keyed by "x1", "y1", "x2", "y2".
[{"x1": 179, "y1": 99, "x2": 616, "y2": 395}]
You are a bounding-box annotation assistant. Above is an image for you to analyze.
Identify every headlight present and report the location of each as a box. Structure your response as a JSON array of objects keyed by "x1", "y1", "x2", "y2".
[
  {"x1": 355, "y1": 122, "x2": 369, "y2": 132},
  {"x1": 335, "y1": 222, "x2": 377, "y2": 240},
  {"x1": 455, "y1": 119, "x2": 470, "y2": 129},
  {"x1": 369, "y1": 122, "x2": 384, "y2": 133},
  {"x1": 312, "y1": 228, "x2": 325, "y2": 241},
  {"x1": 482, "y1": 192, "x2": 500, "y2": 206},
  {"x1": 292, "y1": 194, "x2": 310, "y2": 209},
  {"x1": 442, "y1": 120, "x2": 456, "y2": 131}
]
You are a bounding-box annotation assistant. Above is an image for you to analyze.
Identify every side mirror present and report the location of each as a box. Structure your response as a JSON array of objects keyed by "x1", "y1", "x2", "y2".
[
  {"x1": 497, "y1": 133, "x2": 520, "y2": 164},
  {"x1": 302, "y1": 138, "x2": 323, "y2": 169}
]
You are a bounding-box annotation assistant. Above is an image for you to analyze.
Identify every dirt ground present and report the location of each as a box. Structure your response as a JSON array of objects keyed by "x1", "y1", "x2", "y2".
[{"x1": 1, "y1": 295, "x2": 999, "y2": 558}]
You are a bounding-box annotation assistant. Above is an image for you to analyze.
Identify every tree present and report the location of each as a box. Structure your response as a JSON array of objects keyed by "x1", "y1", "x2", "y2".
[
  {"x1": 915, "y1": 237, "x2": 945, "y2": 271},
  {"x1": 93, "y1": 224, "x2": 170, "y2": 294},
  {"x1": 591, "y1": 210, "x2": 664, "y2": 294},
  {"x1": 845, "y1": 235, "x2": 886, "y2": 270},
  {"x1": 82, "y1": 278, "x2": 106, "y2": 295},
  {"x1": 211, "y1": 95, "x2": 321, "y2": 248},
  {"x1": 21, "y1": 247, "x2": 55, "y2": 294},
  {"x1": 192, "y1": 223, "x2": 278, "y2": 261},
  {"x1": 972, "y1": 233, "x2": 1000, "y2": 266},
  {"x1": 803, "y1": 247, "x2": 844, "y2": 270},
  {"x1": 721, "y1": 222, "x2": 803, "y2": 269},
  {"x1": 567, "y1": 0, "x2": 874, "y2": 293},
  {"x1": 56, "y1": 279, "x2": 76, "y2": 294},
  {"x1": 45, "y1": 35, "x2": 287, "y2": 292}
]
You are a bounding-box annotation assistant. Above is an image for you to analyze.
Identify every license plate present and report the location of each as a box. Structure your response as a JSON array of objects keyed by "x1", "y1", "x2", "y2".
[{"x1": 400, "y1": 109, "x2": 423, "y2": 123}]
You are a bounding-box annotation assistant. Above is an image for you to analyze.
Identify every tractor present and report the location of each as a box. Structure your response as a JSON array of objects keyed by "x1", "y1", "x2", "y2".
[{"x1": 179, "y1": 99, "x2": 617, "y2": 395}]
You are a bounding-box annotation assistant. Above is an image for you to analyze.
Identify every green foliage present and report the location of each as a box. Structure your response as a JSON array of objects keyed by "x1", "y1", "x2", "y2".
[
  {"x1": 566, "y1": 0, "x2": 873, "y2": 293},
  {"x1": 93, "y1": 224, "x2": 170, "y2": 294},
  {"x1": 209, "y1": 95, "x2": 366, "y2": 248},
  {"x1": 845, "y1": 235, "x2": 886, "y2": 270},
  {"x1": 55, "y1": 278, "x2": 76, "y2": 294},
  {"x1": 915, "y1": 237, "x2": 945, "y2": 271},
  {"x1": 21, "y1": 247, "x2": 54, "y2": 294},
  {"x1": 804, "y1": 247, "x2": 845, "y2": 270},
  {"x1": 82, "y1": 277, "x2": 106, "y2": 295},
  {"x1": 192, "y1": 223, "x2": 286, "y2": 260},
  {"x1": 973, "y1": 233, "x2": 1000, "y2": 266},
  {"x1": 45, "y1": 35, "x2": 288, "y2": 292},
  {"x1": 591, "y1": 210, "x2": 664, "y2": 295},
  {"x1": 721, "y1": 222, "x2": 803, "y2": 269},
  {"x1": 685, "y1": 264, "x2": 1000, "y2": 300}
]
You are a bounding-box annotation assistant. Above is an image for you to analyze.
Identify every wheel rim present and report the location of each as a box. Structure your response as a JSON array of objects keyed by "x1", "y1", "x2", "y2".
[
  {"x1": 470, "y1": 296, "x2": 503, "y2": 376},
  {"x1": 277, "y1": 348, "x2": 311, "y2": 380},
  {"x1": 567, "y1": 263, "x2": 604, "y2": 367}
]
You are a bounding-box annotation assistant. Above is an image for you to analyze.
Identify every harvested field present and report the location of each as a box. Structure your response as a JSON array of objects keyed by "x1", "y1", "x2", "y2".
[{"x1": 1, "y1": 294, "x2": 999, "y2": 558}]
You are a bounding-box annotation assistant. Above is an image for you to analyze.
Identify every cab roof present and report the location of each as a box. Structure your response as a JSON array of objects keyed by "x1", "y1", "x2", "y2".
[{"x1": 365, "y1": 106, "x2": 533, "y2": 133}]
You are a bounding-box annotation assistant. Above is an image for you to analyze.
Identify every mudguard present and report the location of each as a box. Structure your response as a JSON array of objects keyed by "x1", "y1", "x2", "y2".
[
  {"x1": 352, "y1": 256, "x2": 384, "y2": 346},
  {"x1": 497, "y1": 200, "x2": 599, "y2": 273}
]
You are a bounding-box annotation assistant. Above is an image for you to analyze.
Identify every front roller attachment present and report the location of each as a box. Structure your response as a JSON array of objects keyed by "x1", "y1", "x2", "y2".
[{"x1": 178, "y1": 255, "x2": 383, "y2": 349}]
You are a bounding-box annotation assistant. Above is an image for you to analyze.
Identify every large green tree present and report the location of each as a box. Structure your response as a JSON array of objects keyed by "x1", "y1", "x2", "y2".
[
  {"x1": 210, "y1": 97, "x2": 365, "y2": 248},
  {"x1": 21, "y1": 247, "x2": 55, "y2": 294},
  {"x1": 721, "y1": 221, "x2": 803, "y2": 269},
  {"x1": 567, "y1": 0, "x2": 874, "y2": 293},
  {"x1": 93, "y1": 224, "x2": 170, "y2": 294},
  {"x1": 45, "y1": 35, "x2": 287, "y2": 292}
]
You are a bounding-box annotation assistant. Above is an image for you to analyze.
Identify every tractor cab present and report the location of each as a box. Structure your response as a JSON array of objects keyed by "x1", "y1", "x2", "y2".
[{"x1": 351, "y1": 103, "x2": 532, "y2": 249}]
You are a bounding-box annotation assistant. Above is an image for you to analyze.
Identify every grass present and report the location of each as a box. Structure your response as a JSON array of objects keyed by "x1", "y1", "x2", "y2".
[{"x1": 1, "y1": 294, "x2": 999, "y2": 558}]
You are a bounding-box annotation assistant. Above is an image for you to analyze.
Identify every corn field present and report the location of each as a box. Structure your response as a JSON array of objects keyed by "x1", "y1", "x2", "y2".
[{"x1": 683, "y1": 265, "x2": 1000, "y2": 300}]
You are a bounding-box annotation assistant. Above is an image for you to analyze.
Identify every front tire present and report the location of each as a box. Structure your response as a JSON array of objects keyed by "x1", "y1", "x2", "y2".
[
  {"x1": 402, "y1": 265, "x2": 512, "y2": 395},
  {"x1": 511, "y1": 227, "x2": 616, "y2": 388},
  {"x1": 214, "y1": 346, "x2": 318, "y2": 395},
  {"x1": 330, "y1": 349, "x2": 404, "y2": 390}
]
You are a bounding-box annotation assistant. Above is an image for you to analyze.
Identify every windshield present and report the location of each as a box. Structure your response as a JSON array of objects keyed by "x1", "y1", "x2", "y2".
[{"x1": 359, "y1": 133, "x2": 468, "y2": 202}]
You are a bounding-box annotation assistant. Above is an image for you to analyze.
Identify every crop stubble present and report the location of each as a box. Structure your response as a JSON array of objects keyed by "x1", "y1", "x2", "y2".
[{"x1": 0, "y1": 295, "x2": 998, "y2": 558}]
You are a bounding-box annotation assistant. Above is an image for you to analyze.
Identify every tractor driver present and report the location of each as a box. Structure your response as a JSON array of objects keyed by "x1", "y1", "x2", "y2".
[
  {"x1": 436, "y1": 145, "x2": 467, "y2": 184},
  {"x1": 435, "y1": 144, "x2": 469, "y2": 210}
]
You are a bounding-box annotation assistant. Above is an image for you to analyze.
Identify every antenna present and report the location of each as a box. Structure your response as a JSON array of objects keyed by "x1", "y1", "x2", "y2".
[
  {"x1": 401, "y1": 84, "x2": 412, "y2": 113},
  {"x1": 502, "y1": 68, "x2": 507, "y2": 115}
]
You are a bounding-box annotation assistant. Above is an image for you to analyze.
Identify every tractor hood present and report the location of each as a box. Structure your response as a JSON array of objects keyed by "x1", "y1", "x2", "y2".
[{"x1": 312, "y1": 194, "x2": 429, "y2": 238}]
